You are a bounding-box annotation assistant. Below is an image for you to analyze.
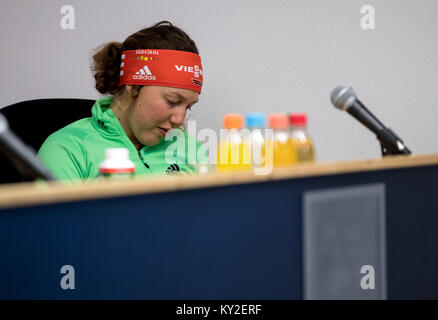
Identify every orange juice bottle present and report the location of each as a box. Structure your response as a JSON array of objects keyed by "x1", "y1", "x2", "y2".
[
  {"x1": 217, "y1": 114, "x2": 252, "y2": 172},
  {"x1": 289, "y1": 113, "x2": 315, "y2": 162},
  {"x1": 268, "y1": 113, "x2": 297, "y2": 167}
]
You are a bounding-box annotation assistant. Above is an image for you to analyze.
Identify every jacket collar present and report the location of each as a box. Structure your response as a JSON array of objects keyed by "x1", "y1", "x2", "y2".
[{"x1": 91, "y1": 97, "x2": 126, "y2": 137}]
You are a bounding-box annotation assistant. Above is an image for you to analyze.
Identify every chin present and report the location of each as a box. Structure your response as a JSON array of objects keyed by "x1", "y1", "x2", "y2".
[{"x1": 141, "y1": 136, "x2": 163, "y2": 147}]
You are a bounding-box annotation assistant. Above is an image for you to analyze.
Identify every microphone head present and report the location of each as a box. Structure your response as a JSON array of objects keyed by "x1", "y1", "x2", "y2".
[{"x1": 331, "y1": 86, "x2": 357, "y2": 111}]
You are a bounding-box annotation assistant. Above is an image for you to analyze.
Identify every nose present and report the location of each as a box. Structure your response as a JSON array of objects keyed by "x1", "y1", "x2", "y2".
[{"x1": 169, "y1": 105, "x2": 187, "y2": 127}]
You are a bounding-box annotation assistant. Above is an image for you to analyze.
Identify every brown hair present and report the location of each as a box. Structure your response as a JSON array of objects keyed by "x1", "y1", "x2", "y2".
[{"x1": 91, "y1": 21, "x2": 199, "y2": 96}]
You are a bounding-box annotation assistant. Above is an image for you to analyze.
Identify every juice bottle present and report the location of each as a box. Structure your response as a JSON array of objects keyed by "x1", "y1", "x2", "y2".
[
  {"x1": 245, "y1": 112, "x2": 266, "y2": 173},
  {"x1": 289, "y1": 113, "x2": 315, "y2": 162},
  {"x1": 216, "y1": 114, "x2": 252, "y2": 172},
  {"x1": 268, "y1": 113, "x2": 297, "y2": 167}
]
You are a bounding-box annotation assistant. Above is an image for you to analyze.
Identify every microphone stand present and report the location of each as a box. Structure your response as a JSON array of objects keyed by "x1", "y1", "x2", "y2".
[{"x1": 377, "y1": 127, "x2": 411, "y2": 156}]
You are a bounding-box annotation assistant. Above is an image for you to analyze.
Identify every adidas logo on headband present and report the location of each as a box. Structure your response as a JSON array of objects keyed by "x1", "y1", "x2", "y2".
[
  {"x1": 136, "y1": 65, "x2": 152, "y2": 75},
  {"x1": 133, "y1": 65, "x2": 156, "y2": 80}
]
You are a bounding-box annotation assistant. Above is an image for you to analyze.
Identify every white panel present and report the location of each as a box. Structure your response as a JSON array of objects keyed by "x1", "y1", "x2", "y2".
[{"x1": 303, "y1": 183, "x2": 386, "y2": 300}]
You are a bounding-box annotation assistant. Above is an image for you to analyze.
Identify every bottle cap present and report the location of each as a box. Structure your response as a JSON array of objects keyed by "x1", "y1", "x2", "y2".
[
  {"x1": 223, "y1": 114, "x2": 244, "y2": 129},
  {"x1": 105, "y1": 148, "x2": 129, "y2": 160},
  {"x1": 99, "y1": 148, "x2": 135, "y2": 173},
  {"x1": 290, "y1": 113, "x2": 307, "y2": 126},
  {"x1": 268, "y1": 113, "x2": 288, "y2": 129},
  {"x1": 245, "y1": 112, "x2": 266, "y2": 128}
]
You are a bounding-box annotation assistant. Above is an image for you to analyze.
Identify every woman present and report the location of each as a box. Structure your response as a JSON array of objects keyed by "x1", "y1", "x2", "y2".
[{"x1": 38, "y1": 21, "x2": 207, "y2": 181}]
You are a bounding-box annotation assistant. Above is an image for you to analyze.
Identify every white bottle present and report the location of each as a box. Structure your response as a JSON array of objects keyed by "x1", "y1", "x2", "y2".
[{"x1": 99, "y1": 148, "x2": 135, "y2": 179}]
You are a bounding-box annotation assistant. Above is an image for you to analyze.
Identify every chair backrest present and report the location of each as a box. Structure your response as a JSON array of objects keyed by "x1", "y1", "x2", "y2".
[{"x1": 0, "y1": 98, "x2": 95, "y2": 183}]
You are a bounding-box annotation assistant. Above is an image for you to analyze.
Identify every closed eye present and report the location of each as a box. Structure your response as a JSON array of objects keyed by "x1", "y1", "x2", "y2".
[
  {"x1": 166, "y1": 96, "x2": 197, "y2": 110},
  {"x1": 166, "y1": 99, "x2": 180, "y2": 106}
]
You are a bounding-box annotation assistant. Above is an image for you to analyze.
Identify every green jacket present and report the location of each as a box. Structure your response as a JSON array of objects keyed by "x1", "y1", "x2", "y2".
[{"x1": 38, "y1": 97, "x2": 206, "y2": 181}]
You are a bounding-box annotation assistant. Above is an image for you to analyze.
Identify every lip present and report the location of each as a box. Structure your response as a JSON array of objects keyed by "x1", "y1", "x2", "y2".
[{"x1": 157, "y1": 127, "x2": 169, "y2": 137}]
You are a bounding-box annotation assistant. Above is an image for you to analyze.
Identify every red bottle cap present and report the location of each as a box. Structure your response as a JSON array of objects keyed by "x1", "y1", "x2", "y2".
[{"x1": 290, "y1": 113, "x2": 307, "y2": 126}]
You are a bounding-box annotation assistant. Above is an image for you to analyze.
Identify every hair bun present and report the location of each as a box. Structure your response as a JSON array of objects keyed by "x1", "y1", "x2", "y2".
[{"x1": 91, "y1": 42, "x2": 124, "y2": 94}]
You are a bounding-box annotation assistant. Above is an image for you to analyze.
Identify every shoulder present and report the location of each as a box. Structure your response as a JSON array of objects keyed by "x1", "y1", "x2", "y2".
[
  {"x1": 43, "y1": 117, "x2": 94, "y2": 145},
  {"x1": 37, "y1": 117, "x2": 96, "y2": 168}
]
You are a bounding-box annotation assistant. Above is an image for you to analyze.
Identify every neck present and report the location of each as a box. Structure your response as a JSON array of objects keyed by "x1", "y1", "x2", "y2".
[{"x1": 110, "y1": 98, "x2": 142, "y2": 150}]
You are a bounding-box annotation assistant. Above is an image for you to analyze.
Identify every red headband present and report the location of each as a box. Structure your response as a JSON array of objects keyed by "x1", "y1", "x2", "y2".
[{"x1": 118, "y1": 49, "x2": 203, "y2": 94}]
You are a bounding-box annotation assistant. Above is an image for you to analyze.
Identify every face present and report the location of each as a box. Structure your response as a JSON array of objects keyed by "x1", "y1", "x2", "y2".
[{"x1": 122, "y1": 85, "x2": 199, "y2": 148}]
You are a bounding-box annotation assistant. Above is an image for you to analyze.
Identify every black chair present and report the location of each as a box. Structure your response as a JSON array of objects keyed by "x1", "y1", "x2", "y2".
[{"x1": 0, "y1": 98, "x2": 95, "y2": 183}]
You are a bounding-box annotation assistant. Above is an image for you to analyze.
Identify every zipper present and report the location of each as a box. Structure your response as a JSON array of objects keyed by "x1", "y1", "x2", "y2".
[
  {"x1": 138, "y1": 149, "x2": 150, "y2": 169},
  {"x1": 121, "y1": 134, "x2": 150, "y2": 169}
]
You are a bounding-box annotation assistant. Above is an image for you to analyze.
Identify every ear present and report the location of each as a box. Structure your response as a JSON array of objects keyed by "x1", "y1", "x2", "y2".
[
  {"x1": 125, "y1": 85, "x2": 140, "y2": 99},
  {"x1": 125, "y1": 85, "x2": 133, "y2": 94}
]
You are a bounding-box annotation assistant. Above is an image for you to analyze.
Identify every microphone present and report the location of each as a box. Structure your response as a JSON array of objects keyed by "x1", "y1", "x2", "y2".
[
  {"x1": 0, "y1": 113, "x2": 56, "y2": 181},
  {"x1": 331, "y1": 86, "x2": 411, "y2": 156}
]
